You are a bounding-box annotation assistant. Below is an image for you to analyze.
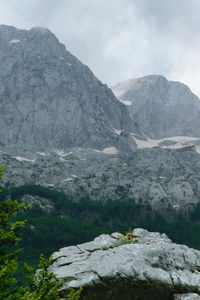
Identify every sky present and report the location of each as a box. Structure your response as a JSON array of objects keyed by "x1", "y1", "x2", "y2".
[{"x1": 1, "y1": 0, "x2": 200, "y2": 96}]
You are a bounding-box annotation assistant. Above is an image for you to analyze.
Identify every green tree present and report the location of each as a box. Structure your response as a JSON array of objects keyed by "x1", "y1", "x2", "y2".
[
  {"x1": 0, "y1": 164, "x2": 27, "y2": 298},
  {"x1": 0, "y1": 165, "x2": 82, "y2": 299},
  {"x1": 21, "y1": 255, "x2": 64, "y2": 300}
]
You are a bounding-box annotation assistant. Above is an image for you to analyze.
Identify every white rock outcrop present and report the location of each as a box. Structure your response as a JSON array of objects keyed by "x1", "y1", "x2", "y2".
[{"x1": 50, "y1": 228, "x2": 200, "y2": 299}]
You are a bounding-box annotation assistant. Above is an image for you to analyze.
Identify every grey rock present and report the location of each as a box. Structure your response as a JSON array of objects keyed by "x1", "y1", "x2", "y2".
[
  {"x1": 0, "y1": 25, "x2": 135, "y2": 152},
  {"x1": 2, "y1": 145, "x2": 200, "y2": 210},
  {"x1": 21, "y1": 194, "x2": 53, "y2": 213},
  {"x1": 50, "y1": 228, "x2": 200, "y2": 299},
  {"x1": 111, "y1": 232, "x2": 123, "y2": 239},
  {"x1": 112, "y1": 75, "x2": 200, "y2": 139},
  {"x1": 174, "y1": 294, "x2": 200, "y2": 300}
]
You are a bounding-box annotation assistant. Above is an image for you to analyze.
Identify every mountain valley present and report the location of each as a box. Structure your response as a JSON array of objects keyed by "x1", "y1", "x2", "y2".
[{"x1": 1, "y1": 25, "x2": 200, "y2": 290}]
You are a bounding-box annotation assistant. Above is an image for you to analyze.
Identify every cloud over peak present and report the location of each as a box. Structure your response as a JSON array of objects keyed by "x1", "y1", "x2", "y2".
[{"x1": 0, "y1": 0, "x2": 200, "y2": 96}]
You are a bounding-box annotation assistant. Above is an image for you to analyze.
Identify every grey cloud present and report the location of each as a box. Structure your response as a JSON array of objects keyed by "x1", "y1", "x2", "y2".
[
  {"x1": 0, "y1": 0, "x2": 200, "y2": 96},
  {"x1": 134, "y1": 0, "x2": 200, "y2": 27},
  {"x1": 134, "y1": 0, "x2": 200, "y2": 44}
]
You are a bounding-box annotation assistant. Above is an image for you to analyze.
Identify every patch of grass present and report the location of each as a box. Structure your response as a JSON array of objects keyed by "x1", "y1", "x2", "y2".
[{"x1": 115, "y1": 231, "x2": 137, "y2": 247}]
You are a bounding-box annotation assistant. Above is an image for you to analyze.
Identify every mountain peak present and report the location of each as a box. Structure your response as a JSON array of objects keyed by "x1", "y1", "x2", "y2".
[
  {"x1": 112, "y1": 75, "x2": 200, "y2": 139},
  {"x1": 30, "y1": 26, "x2": 52, "y2": 34},
  {"x1": 0, "y1": 25, "x2": 135, "y2": 153},
  {"x1": 0, "y1": 24, "x2": 54, "y2": 36}
]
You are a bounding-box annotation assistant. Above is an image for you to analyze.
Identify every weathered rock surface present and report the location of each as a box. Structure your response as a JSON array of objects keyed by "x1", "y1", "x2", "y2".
[
  {"x1": 50, "y1": 228, "x2": 200, "y2": 299},
  {"x1": 174, "y1": 294, "x2": 200, "y2": 300},
  {"x1": 2, "y1": 145, "x2": 200, "y2": 210},
  {"x1": 112, "y1": 75, "x2": 200, "y2": 139},
  {"x1": 0, "y1": 25, "x2": 135, "y2": 152}
]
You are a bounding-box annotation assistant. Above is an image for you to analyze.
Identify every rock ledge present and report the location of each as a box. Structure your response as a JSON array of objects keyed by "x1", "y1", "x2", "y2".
[{"x1": 51, "y1": 228, "x2": 200, "y2": 299}]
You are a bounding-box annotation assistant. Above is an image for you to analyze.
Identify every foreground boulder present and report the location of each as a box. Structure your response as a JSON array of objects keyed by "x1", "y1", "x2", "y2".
[{"x1": 51, "y1": 228, "x2": 200, "y2": 300}]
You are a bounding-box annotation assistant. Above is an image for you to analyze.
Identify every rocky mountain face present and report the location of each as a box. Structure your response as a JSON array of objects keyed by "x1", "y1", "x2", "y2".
[
  {"x1": 0, "y1": 25, "x2": 135, "y2": 153},
  {"x1": 50, "y1": 228, "x2": 200, "y2": 299},
  {"x1": 1, "y1": 25, "x2": 200, "y2": 212},
  {"x1": 112, "y1": 75, "x2": 200, "y2": 139},
  {"x1": 2, "y1": 145, "x2": 200, "y2": 210}
]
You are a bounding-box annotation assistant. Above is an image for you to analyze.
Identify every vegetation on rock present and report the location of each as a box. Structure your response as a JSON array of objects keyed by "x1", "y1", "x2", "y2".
[{"x1": 115, "y1": 230, "x2": 137, "y2": 247}]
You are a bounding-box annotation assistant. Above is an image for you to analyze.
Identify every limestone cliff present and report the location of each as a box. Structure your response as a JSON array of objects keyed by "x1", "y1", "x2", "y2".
[{"x1": 0, "y1": 25, "x2": 135, "y2": 152}]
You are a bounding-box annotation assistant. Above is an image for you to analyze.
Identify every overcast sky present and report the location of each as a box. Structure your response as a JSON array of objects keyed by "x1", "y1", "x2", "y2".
[{"x1": 1, "y1": 0, "x2": 200, "y2": 95}]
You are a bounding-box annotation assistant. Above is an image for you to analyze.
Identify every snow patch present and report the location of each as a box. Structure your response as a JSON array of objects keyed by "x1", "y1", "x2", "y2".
[
  {"x1": 131, "y1": 134, "x2": 200, "y2": 149},
  {"x1": 119, "y1": 100, "x2": 132, "y2": 106},
  {"x1": 94, "y1": 147, "x2": 118, "y2": 154},
  {"x1": 36, "y1": 151, "x2": 50, "y2": 156},
  {"x1": 102, "y1": 147, "x2": 118, "y2": 154},
  {"x1": 55, "y1": 150, "x2": 73, "y2": 157},
  {"x1": 112, "y1": 89, "x2": 126, "y2": 97},
  {"x1": 63, "y1": 175, "x2": 79, "y2": 182},
  {"x1": 65, "y1": 151, "x2": 73, "y2": 156},
  {"x1": 113, "y1": 128, "x2": 122, "y2": 135},
  {"x1": 72, "y1": 175, "x2": 79, "y2": 178},
  {"x1": 14, "y1": 156, "x2": 35, "y2": 163},
  {"x1": 9, "y1": 39, "x2": 20, "y2": 43},
  {"x1": 63, "y1": 178, "x2": 73, "y2": 182}
]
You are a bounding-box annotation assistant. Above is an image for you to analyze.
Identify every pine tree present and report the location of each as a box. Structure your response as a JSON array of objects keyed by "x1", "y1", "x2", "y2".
[
  {"x1": 0, "y1": 164, "x2": 82, "y2": 299},
  {"x1": 0, "y1": 164, "x2": 27, "y2": 298}
]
